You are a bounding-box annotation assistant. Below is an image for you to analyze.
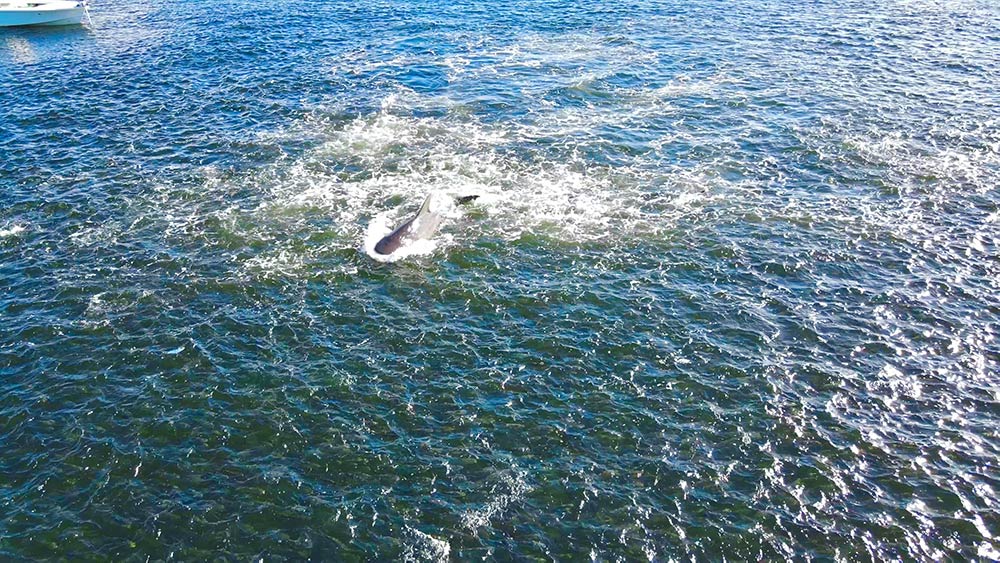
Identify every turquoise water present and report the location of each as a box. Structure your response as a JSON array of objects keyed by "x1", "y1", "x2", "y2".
[{"x1": 2, "y1": 0, "x2": 999, "y2": 559}]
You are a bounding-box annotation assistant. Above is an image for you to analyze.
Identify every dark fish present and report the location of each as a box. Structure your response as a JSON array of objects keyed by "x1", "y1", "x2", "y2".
[{"x1": 374, "y1": 194, "x2": 480, "y2": 256}]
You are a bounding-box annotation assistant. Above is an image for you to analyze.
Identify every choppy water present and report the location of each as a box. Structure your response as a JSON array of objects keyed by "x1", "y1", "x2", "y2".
[{"x1": 2, "y1": 0, "x2": 999, "y2": 559}]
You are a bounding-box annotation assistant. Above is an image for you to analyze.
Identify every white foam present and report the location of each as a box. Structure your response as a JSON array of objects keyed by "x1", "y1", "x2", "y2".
[
  {"x1": 206, "y1": 20, "x2": 999, "y2": 280},
  {"x1": 243, "y1": 247, "x2": 315, "y2": 279},
  {"x1": 652, "y1": 73, "x2": 730, "y2": 98},
  {"x1": 234, "y1": 97, "x2": 698, "y2": 273},
  {"x1": 70, "y1": 222, "x2": 123, "y2": 247},
  {"x1": 162, "y1": 30, "x2": 747, "y2": 278},
  {"x1": 401, "y1": 527, "x2": 450, "y2": 563},
  {"x1": 460, "y1": 470, "x2": 531, "y2": 531},
  {"x1": 0, "y1": 225, "x2": 25, "y2": 238},
  {"x1": 978, "y1": 542, "x2": 1000, "y2": 561}
]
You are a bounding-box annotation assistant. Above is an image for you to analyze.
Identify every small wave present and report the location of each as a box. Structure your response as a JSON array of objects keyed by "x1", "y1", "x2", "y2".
[
  {"x1": 401, "y1": 526, "x2": 450, "y2": 563},
  {"x1": 460, "y1": 469, "x2": 531, "y2": 531},
  {"x1": 214, "y1": 92, "x2": 700, "y2": 277}
]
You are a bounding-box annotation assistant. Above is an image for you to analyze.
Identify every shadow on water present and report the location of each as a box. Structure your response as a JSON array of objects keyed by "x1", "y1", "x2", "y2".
[{"x1": 0, "y1": 24, "x2": 92, "y2": 64}]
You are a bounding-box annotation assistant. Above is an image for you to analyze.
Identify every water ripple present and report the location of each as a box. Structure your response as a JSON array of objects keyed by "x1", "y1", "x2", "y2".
[{"x1": 2, "y1": 0, "x2": 999, "y2": 559}]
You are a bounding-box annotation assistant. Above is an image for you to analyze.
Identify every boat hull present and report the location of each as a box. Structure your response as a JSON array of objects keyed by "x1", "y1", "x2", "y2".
[{"x1": 0, "y1": 3, "x2": 84, "y2": 27}]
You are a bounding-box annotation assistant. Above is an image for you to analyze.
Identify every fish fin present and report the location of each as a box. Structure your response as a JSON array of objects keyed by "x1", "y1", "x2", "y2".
[{"x1": 416, "y1": 194, "x2": 434, "y2": 217}]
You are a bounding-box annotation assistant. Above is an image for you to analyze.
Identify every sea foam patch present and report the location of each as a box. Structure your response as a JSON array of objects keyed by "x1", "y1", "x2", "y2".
[
  {"x1": 401, "y1": 526, "x2": 450, "y2": 563},
  {"x1": 164, "y1": 30, "x2": 750, "y2": 276},
  {"x1": 0, "y1": 225, "x2": 25, "y2": 238},
  {"x1": 255, "y1": 97, "x2": 702, "y2": 252}
]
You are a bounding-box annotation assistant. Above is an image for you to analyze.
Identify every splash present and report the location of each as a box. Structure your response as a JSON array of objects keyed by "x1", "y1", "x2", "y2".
[
  {"x1": 362, "y1": 207, "x2": 448, "y2": 263},
  {"x1": 0, "y1": 224, "x2": 25, "y2": 238},
  {"x1": 401, "y1": 526, "x2": 450, "y2": 563},
  {"x1": 460, "y1": 469, "x2": 531, "y2": 531}
]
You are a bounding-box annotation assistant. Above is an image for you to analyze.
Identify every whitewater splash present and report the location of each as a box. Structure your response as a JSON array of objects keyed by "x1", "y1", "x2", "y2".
[
  {"x1": 258, "y1": 93, "x2": 707, "y2": 253},
  {"x1": 3, "y1": 0, "x2": 1000, "y2": 559},
  {"x1": 362, "y1": 191, "x2": 461, "y2": 263},
  {"x1": 0, "y1": 224, "x2": 25, "y2": 238}
]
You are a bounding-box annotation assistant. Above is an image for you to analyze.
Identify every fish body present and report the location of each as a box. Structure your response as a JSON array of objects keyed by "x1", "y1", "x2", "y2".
[
  {"x1": 373, "y1": 194, "x2": 480, "y2": 257},
  {"x1": 374, "y1": 194, "x2": 444, "y2": 255}
]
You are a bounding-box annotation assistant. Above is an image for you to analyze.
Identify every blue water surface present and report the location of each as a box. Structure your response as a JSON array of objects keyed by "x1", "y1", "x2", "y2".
[{"x1": 1, "y1": 0, "x2": 999, "y2": 559}]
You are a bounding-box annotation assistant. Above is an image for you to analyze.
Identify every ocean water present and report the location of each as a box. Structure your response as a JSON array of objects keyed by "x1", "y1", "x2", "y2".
[{"x1": 1, "y1": 0, "x2": 998, "y2": 559}]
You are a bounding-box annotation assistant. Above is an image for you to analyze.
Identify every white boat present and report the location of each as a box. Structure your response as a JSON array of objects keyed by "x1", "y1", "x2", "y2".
[{"x1": 0, "y1": 1, "x2": 87, "y2": 27}]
